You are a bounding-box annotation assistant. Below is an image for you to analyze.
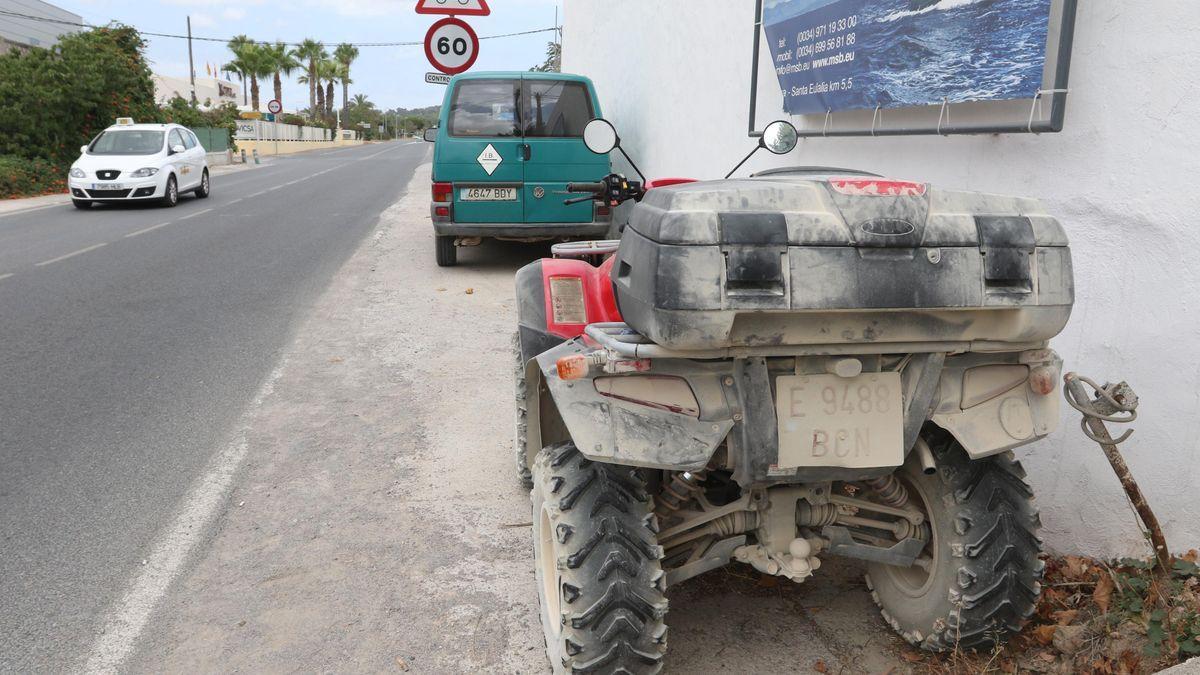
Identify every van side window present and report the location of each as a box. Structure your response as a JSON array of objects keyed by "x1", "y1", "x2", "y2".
[
  {"x1": 449, "y1": 80, "x2": 520, "y2": 137},
  {"x1": 523, "y1": 80, "x2": 594, "y2": 138}
]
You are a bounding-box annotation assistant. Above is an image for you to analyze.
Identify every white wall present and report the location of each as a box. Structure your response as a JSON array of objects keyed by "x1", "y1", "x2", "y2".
[{"x1": 563, "y1": 0, "x2": 1200, "y2": 557}]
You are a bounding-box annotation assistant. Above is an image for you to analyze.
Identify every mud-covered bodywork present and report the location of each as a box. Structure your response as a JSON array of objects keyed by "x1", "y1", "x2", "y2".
[{"x1": 610, "y1": 176, "x2": 1074, "y2": 350}]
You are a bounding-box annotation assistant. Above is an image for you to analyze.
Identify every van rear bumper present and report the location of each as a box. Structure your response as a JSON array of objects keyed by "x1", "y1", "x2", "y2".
[{"x1": 433, "y1": 221, "x2": 610, "y2": 238}]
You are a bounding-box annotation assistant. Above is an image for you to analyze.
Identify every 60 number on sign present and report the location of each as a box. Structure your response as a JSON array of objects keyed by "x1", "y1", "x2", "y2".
[{"x1": 423, "y1": 17, "x2": 479, "y2": 75}]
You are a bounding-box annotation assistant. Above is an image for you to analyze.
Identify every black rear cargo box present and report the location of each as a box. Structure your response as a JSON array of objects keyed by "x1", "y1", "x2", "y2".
[{"x1": 610, "y1": 175, "x2": 1073, "y2": 350}]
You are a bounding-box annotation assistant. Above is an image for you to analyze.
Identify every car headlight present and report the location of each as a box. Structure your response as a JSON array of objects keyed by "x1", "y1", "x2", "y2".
[
  {"x1": 69, "y1": 168, "x2": 86, "y2": 178},
  {"x1": 130, "y1": 167, "x2": 160, "y2": 178}
]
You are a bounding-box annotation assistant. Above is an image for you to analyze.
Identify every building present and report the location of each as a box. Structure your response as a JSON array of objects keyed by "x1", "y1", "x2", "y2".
[
  {"x1": 564, "y1": 0, "x2": 1200, "y2": 558},
  {"x1": 0, "y1": 0, "x2": 82, "y2": 52},
  {"x1": 152, "y1": 73, "x2": 241, "y2": 109}
]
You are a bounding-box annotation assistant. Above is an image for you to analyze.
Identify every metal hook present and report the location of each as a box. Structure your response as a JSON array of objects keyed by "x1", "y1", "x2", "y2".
[
  {"x1": 822, "y1": 108, "x2": 832, "y2": 137},
  {"x1": 936, "y1": 97, "x2": 950, "y2": 136},
  {"x1": 870, "y1": 104, "x2": 882, "y2": 137}
]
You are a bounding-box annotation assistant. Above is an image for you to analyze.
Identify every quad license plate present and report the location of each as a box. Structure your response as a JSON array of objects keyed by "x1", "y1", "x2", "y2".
[
  {"x1": 91, "y1": 183, "x2": 126, "y2": 190},
  {"x1": 774, "y1": 372, "x2": 903, "y2": 469},
  {"x1": 460, "y1": 187, "x2": 517, "y2": 201}
]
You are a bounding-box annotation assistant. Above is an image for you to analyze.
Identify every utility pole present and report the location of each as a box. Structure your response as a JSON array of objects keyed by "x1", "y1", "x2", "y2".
[{"x1": 187, "y1": 16, "x2": 197, "y2": 104}]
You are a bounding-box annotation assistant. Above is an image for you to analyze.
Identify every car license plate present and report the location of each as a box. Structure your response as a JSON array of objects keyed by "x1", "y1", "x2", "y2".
[
  {"x1": 460, "y1": 187, "x2": 517, "y2": 201},
  {"x1": 92, "y1": 183, "x2": 125, "y2": 190},
  {"x1": 774, "y1": 372, "x2": 903, "y2": 469}
]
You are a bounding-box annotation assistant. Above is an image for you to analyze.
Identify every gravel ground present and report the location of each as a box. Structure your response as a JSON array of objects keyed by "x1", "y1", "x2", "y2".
[{"x1": 124, "y1": 160, "x2": 903, "y2": 673}]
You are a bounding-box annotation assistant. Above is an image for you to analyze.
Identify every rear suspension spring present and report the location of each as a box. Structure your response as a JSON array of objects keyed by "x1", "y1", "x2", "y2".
[
  {"x1": 864, "y1": 474, "x2": 911, "y2": 509},
  {"x1": 654, "y1": 469, "x2": 708, "y2": 518}
]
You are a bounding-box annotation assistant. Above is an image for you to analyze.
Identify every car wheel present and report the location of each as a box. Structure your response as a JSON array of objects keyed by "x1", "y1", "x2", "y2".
[
  {"x1": 160, "y1": 175, "x2": 179, "y2": 208},
  {"x1": 72, "y1": 199, "x2": 92, "y2": 210},
  {"x1": 195, "y1": 170, "x2": 210, "y2": 198},
  {"x1": 435, "y1": 235, "x2": 457, "y2": 267}
]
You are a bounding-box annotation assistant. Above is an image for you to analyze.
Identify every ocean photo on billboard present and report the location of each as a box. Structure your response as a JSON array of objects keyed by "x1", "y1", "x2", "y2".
[{"x1": 764, "y1": 0, "x2": 1053, "y2": 115}]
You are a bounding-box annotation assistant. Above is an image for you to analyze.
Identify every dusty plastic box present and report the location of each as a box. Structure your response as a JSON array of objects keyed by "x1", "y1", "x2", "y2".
[{"x1": 609, "y1": 175, "x2": 1074, "y2": 351}]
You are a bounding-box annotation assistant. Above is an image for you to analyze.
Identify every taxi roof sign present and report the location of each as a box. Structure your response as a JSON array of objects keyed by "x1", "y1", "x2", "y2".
[
  {"x1": 115, "y1": 117, "x2": 135, "y2": 126},
  {"x1": 415, "y1": 0, "x2": 490, "y2": 16}
]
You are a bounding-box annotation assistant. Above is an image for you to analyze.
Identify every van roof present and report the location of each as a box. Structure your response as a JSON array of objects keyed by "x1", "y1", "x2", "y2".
[{"x1": 447, "y1": 71, "x2": 594, "y2": 84}]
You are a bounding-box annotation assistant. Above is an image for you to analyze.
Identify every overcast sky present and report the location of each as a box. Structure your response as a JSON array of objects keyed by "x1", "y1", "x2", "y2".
[{"x1": 55, "y1": 0, "x2": 563, "y2": 111}]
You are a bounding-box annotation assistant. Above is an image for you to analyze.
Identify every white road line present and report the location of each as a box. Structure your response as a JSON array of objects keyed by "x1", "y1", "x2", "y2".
[
  {"x1": 0, "y1": 272, "x2": 13, "y2": 281},
  {"x1": 227, "y1": 197, "x2": 244, "y2": 204},
  {"x1": 123, "y1": 222, "x2": 171, "y2": 238},
  {"x1": 177, "y1": 208, "x2": 213, "y2": 221},
  {"x1": 247, "y1": 190, "x2": 267, "y2": 198},
  {"x1": 83, "y1": 359, "x2": 290, "y2": 675},
  {"x1": 34, "y1": 242, "x2": 107, "y2": 267}
]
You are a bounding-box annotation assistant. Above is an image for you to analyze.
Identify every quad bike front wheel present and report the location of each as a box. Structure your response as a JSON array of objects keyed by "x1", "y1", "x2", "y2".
[
  {"x1": 866, "y1": 429, "x2": 1044, "y2": 651},
  {"x1": 531, "y1": 442, "x2": 668, "y2": 674}
]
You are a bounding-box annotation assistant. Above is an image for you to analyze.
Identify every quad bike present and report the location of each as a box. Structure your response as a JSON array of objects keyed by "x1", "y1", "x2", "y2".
[{"x1": 513, "y1": 118, "x2": 1073, "y2": 673}]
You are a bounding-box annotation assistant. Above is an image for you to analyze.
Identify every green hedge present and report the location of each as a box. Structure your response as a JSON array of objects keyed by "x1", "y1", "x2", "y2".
[{"x1": 0, "y1": 155, "x2": 66, "y2": 199}]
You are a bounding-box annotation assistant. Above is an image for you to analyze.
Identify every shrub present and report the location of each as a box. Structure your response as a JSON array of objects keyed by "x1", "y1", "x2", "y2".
[{"x1": 0, "y1": 155, "x2": 66, "y2": 199}]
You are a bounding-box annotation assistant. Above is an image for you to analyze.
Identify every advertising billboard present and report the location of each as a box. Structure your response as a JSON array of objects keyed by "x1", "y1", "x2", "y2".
[{"x1": 763, "y1": 0, "x2": 1055, "y2": 115}]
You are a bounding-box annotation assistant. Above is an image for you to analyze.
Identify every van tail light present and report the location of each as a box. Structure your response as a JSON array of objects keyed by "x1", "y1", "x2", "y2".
[
  {"x1": 434, "y1": 206, "x2": 451, "y2": 218},
  {"x1": 594, "y1": 202, "x2": 611, "y2": 219},
  {"x1": 829, "y1": 178, "x2": 927, "y2": 197},
  {"x1": 432, "y1": 181, "x2": 453, "y2": 202},
  {"x1": 594, "y1": 375, "x2": 700, "y2": 417}
]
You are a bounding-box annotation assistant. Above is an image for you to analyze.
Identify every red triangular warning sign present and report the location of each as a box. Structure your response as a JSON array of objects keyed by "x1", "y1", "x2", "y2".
[{"x1": 415, "y1": 0, "x2": 490, "y2": 16}]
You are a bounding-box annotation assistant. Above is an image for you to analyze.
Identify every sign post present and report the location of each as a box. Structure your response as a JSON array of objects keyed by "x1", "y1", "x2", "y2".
[{"x1": 423, "y1": 17, "x2": 479, "y2": 75}]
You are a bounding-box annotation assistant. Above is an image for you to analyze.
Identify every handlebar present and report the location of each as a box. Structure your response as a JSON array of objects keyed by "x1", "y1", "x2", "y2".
[{"x1": 566, "y1": 182, "x2": 606, "y2": 194}]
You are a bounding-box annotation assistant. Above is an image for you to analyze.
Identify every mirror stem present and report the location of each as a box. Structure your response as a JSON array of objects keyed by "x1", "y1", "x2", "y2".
[
  {"x1": 617, "y1": 146, "x2": 647, "y2": 184},
  {"x1": 724, "y1": 144, "x2": 762, "y2": 179}
]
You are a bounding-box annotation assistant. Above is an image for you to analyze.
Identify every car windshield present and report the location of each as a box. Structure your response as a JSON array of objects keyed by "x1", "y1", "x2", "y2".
[{"x1": 88, "y1": 130, "x2": 165, "y2": 156}]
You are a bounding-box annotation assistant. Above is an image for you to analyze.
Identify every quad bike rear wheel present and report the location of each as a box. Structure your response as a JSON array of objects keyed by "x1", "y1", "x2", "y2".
[
  {"x1": 514, "y1": 332, "x2": 532, "y2": 489},
  {"x1": 531, "y1": 443, "x2": 668, "y2": 674},
  {"x1": 866, "y1": 429, "x2": 1044, "y2": 651}
]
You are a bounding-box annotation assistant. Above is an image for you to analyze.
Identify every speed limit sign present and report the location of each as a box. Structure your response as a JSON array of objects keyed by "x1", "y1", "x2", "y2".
[{"x1": 423, "y1": 17, "x2": 479, "y2": 75}]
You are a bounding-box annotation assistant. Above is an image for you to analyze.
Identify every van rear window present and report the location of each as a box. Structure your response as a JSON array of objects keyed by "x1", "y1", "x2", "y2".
[
  {"x1": 523, "y1": 80, "x2": 594, "y2": 138},
  {"x1": 449, "y1": 81, "x2": 520, "y2": 137}
]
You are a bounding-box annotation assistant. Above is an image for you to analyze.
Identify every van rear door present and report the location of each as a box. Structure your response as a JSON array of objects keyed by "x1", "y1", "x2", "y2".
[
  {"x1": 520, "y1": 77, "x2": 609, "y2": 224},
  {"x1": 439, "y1": 78, "x2": 524, "y2": 224}
]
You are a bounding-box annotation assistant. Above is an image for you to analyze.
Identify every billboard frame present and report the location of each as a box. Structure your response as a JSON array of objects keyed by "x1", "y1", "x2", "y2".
[{"x1": 747, "y1": 0, "x2": 1079, "y2": 138}]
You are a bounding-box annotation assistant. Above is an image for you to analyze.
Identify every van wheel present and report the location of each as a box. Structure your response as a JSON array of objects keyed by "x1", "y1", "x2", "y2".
[
  {"x1": 532, "y1": 443, "x2": 667, "y2": 674},
  {"x1": 435, "y1": 235, "x2": 457, "y2": 267},
  {"x1": 866, "y1": 429, "x2": 1043, "y2": 652}
]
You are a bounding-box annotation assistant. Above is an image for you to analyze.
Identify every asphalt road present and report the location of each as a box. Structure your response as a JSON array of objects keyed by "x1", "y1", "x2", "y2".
[{"x1": 0, "y1": 141, "x2": 428, "y2": 672}]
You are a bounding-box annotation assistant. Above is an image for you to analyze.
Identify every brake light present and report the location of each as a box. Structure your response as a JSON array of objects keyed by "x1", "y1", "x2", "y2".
[
  {"x1": 829, "y1": 178, "x2": 927, "y2": 197},
  {"x1": 594, "y1": 375, "x2": 700, "y2": 417},
  {"x1": 434, "y1": 206, "x2": 451, "y2": 218},
  {"x1": 432, "y1": 181, "x2": 453, "y2": 202}
]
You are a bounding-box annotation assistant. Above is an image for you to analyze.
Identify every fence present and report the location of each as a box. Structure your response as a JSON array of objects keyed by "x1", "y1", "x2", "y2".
[
  {"x1": 193, "y1": 127, "x2": 231, "y2": 153},
  {"x1": 234, "y1": 120, "x2": 332, "y2": 142}
]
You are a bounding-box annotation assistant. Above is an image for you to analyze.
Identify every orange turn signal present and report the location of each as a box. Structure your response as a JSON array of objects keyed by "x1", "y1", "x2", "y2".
[{"x1": 556, "y1": 355, "x2": 589, "y2": 381}]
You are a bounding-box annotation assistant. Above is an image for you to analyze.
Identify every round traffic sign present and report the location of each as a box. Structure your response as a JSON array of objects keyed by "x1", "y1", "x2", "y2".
[
  {"x1": 266, "y1": 99, "x2": 282, "y2": 115},
  {"x1": 424, "y1": 17, "x2": 479, "y2": 75}
]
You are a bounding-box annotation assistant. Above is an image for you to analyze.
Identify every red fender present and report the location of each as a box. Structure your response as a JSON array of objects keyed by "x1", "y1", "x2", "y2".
[{"x1": 541, "y1": 256, "x2": 621, "y2": 340}]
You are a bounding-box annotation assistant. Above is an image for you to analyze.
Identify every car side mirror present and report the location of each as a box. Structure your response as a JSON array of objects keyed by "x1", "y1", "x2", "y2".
[
  {"x1": 170, "y1": 144, "x2": 186, "y2": 155},
  {"x1": 80, "y1": 145, "x2": 89, "y2": 155},
  {"x1": 423, "y1": 128, "x2": 438, "y2": 143}
]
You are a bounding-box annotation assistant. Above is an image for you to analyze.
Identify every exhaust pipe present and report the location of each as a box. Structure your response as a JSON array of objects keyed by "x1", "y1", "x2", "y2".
[{"x1": 914, "y1": 437, "x2": 937, "y2": 475}]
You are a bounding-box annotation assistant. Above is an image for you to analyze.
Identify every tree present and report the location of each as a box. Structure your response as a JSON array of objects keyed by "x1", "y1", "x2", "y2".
[
  {"x1": 293, "y1": 39, "x2": 326, "y2": 121},
  {"x1": 224, "y1": 42, "x2": 272, "y2": 111},
  {"x1": 333, "y1": 43, "x2": 360, "y2": 118},
  {"x1": 320, "y1": 58, "x2": 340, "y2": 118},
  {"x1": 264, "y1": 41, "x2": 300, "y2": 109},
  {"x1": 530, "y1": 41, "x2": 561, "y2": 73},
  {"x1": 225, "y1": 34, "x2": 254, "y2": 106}
]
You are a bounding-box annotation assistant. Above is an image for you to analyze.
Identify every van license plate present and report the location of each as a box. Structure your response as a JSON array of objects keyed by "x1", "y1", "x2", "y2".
[
  {"x1": 460, "y1": 187, "x2": 517, "y2": 201},
  {"x1": 774, "y1": 373, "x2": 903, "y2": 469}
]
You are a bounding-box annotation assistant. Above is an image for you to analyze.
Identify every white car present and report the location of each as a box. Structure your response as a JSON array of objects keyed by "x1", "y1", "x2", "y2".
[{"x1": 68, "y1": 119, "x2": 210, "y2": 209}]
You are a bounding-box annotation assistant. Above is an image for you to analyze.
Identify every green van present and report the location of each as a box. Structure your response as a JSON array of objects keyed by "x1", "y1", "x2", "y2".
[{"x1": 424, "y1": 72, "x2": 611, "y2": 266}]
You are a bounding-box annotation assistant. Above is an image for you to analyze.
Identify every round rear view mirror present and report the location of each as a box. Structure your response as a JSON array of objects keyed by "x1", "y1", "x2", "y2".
[
  {"x1": 583, "y1": 118, "x2": 619, "y2": 155},
  {"x1": 763, "y1": 120, "x2": 798, "y2": 155}
]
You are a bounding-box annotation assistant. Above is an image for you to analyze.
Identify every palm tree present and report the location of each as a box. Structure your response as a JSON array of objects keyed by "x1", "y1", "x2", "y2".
[
  {"x1": 225, "y1": 34, "x2": 254, "y2": 106},
  {"x1": 245, "y1": 45, "x2": 275, "y2": 112},
  {"x1": 334, "y1": 43, "x2": 360, "y2": 118},
  {"x1": 293, "y1": 39, "x2": 326, "y2": 121},
  {"x1": 264, "y1": 42, "x2": 300, "y2": 109},
  {"x1": 351, "y1": 93, "x2": 374, "y2": 112},
  {"x1": 320, "y1": 59, "x2": 340, "y2": 118}
]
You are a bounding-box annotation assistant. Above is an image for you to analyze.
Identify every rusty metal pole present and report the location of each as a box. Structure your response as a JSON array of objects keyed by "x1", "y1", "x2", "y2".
[{"x1": 1063, "y1": 373, "x2": 1170, "y2": 572}]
